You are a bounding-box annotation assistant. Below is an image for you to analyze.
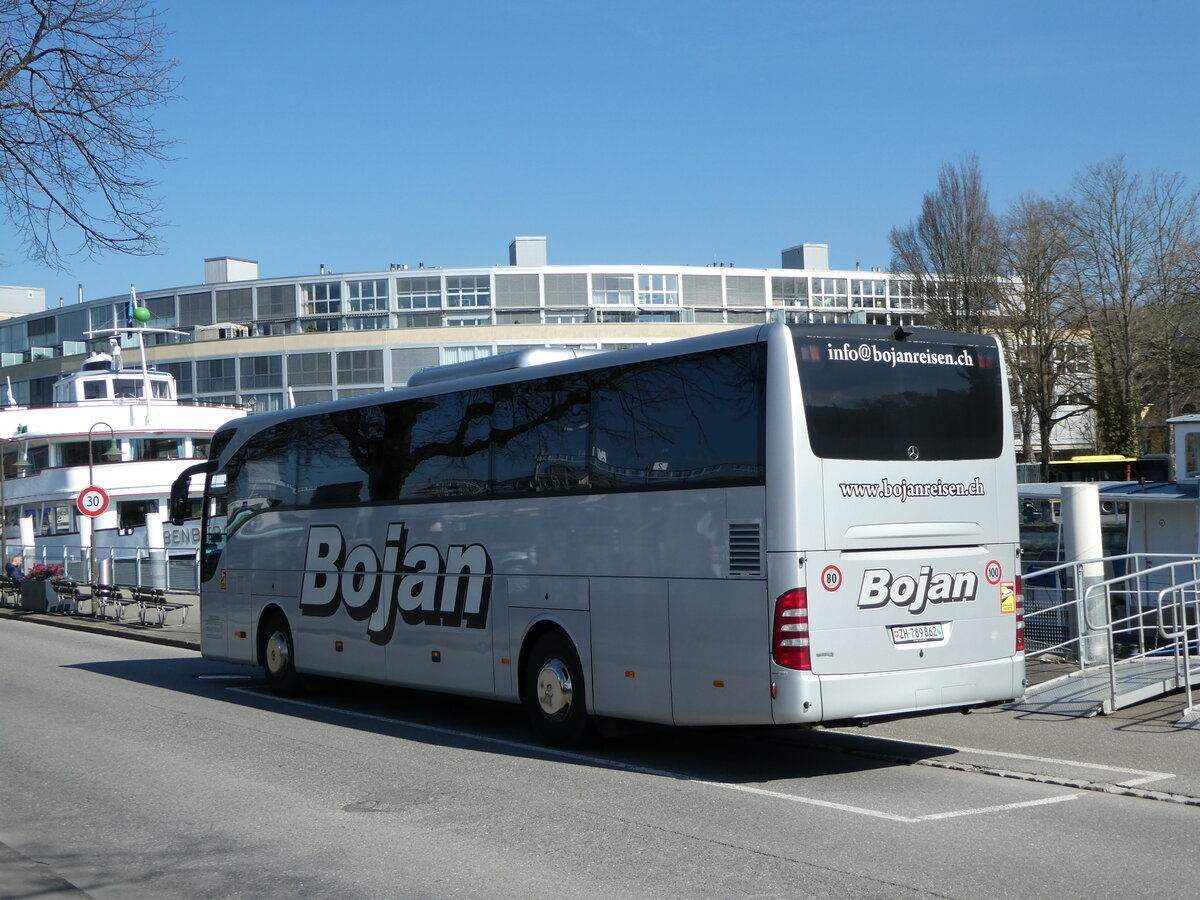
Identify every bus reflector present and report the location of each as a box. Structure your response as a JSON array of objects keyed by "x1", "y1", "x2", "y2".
[
  {"x1": 1014, "y1": 576, "x2": 1025, "y2": 653},
  {"x1": 773, "y1": 588, "x2": 811, "y2": 670}
]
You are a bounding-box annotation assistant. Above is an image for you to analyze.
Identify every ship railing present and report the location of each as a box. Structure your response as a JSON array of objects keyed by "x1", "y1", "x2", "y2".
[{"x1": 15, "y1": 544, "x2": 200, "y2": 593}]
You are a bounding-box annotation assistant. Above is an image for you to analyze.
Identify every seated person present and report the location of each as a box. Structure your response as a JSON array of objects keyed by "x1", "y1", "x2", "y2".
[{"x1": 6, "y1": 554, "x2": 24, "y2": 582}]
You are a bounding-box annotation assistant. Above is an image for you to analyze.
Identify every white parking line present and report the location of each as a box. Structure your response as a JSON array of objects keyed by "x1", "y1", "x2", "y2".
[
  {"x1": 230, "y1": 687, "x2": 1083, "y2": 823},
  {"x1": 830, "y1": 731, "x2": 1175, "y2": 786}
]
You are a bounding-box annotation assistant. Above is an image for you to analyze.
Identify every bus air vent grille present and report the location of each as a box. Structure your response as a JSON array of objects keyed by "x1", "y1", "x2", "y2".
[{"x1": 728, "y1": 523, "x2": 762, "y2": 576}]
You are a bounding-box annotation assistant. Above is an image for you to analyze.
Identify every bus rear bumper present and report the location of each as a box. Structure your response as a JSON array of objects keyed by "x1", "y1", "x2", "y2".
[{"x1": 771, "y1": 655, "x2": 1024, "y2": 724}]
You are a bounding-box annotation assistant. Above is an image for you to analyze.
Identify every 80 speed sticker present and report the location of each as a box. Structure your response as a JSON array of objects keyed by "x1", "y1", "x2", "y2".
[{"x1": 821, "y1": 565, "x2": 842, "y2": 591}]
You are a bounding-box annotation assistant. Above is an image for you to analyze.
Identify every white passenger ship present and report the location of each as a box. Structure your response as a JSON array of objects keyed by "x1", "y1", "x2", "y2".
[{"x1": 0, "y1": 331, "x2": 245, "y2": 582}]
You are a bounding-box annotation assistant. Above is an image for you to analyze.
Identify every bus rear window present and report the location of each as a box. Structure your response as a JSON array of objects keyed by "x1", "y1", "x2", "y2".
[{"x1": 794, "y1": 331, "x2": 1003, "y2": 461}]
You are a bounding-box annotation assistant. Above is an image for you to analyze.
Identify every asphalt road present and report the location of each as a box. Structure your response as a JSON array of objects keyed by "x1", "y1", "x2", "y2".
[{"x1": 1, "y1": 618, "x2": 1198, "y2": 899}]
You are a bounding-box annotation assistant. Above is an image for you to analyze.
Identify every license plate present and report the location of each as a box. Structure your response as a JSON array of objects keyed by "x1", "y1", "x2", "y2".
[{"x1": 890, "y1": 623, "x2": 945, "y2": 644}]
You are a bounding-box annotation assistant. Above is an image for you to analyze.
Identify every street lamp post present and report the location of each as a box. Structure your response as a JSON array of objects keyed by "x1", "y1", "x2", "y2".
[{"x1": 86, "y1": 422, "x2": 120, "y2": 584}]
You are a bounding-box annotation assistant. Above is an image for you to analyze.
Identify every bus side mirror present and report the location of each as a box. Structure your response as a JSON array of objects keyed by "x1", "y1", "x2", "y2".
[{"x1": 170, "y1": 461, "x2": 214, "y2": 526}]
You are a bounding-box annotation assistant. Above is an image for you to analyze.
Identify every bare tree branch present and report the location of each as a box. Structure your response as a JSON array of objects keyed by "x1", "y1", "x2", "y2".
[
  {"x1": 889, "y1": 154, "x2": 1003, "y2": 333},
  {"x1": 0, "y1": 0, "x2": 177, "y2": 267}
]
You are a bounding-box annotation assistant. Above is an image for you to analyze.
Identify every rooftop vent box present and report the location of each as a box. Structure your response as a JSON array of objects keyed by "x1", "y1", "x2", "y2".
[
  {"x1": 204, "y1": 257, "x2": 259, "y2": 284},
  {"x1": 509, "y1": 237, "x2": 547, "y2": 267}
]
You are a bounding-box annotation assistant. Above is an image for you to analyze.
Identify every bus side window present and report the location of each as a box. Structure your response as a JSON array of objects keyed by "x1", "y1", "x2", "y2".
[
  {"x1": 400, "y1": 390, "x2": 492, "y2": 499},
  {"x1": 493, "y1": 378, "x2": 588, "y2": 494}
]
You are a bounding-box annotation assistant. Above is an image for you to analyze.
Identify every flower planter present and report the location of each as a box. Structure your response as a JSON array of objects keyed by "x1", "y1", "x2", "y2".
[{"x1": 20, "y1": 579, "x2": 55, "y2": 612}]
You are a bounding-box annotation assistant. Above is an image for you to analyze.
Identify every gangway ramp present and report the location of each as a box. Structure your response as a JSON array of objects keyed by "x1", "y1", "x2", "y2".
[
  {"x1": 1016, "y1": 553, "x2": 1200, "y2": 724},
  {"x1": 1009, "y1": 656, "x2": 1200, "y2": 718}
]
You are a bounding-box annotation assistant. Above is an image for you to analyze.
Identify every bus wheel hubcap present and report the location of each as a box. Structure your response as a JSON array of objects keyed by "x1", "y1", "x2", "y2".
[
  {"x1": 535, "y1": 659, "x2": 573, "y2": 719},
  {"x1": 266, "y1": 631, "x2": 291, "y2": 676}
]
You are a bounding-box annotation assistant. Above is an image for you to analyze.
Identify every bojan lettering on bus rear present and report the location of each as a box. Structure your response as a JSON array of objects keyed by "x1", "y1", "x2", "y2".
[
  {"x1": 856, "y1": 565, "x2": 978, "y2": 616},
  {"x1": 299, "y1": 523, "x2": 493, "y2": 644}
]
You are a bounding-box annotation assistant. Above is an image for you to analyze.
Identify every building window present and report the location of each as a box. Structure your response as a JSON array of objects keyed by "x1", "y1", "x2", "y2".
[
  {"x1": 637, "y1": 274, "x2": 678, "y2": 305},
  {"x1": 442, "y1": 346, "x2": 492, "y2": 365},
  {"x1": 544, "y1": 273, "x2": 588, "y2": 307},
  {"x1": 301, "y1": 282, "x2": 342, "y2": 316},
  {"x1": 495, "y1": 274, "x2": 541, "y2": 309},
  {"x1": 447, "y1": 313, "x2": 491, "y2": 327},
  {"x1": 178, "y1": 291, "x2": 214, "y2": 327},
  {"x1": 772, "y1": 276, "x2": 809, "y2": 306},
  {"x1": 345, "y1": 315, "x2": 388, "y2": 330},
  {"x1": 592, "y1": 274, "x2": 634, "y2": 305},
  {"x1": 392, "y1": 347, "x2": 439, "y2": 383},
  {"x1": 287, "y1": 352, "x2": 332, "y2": 387},
  {"x1": 239, "y1": 355, "x2": 283, "y2": 390},
  {"x1": 725, "y1": 276, "x2": 766, "y2": 307},
  {"x1": 545, "y1": 310, "x2": 589, "y2": 324},
  {"x1": 336, "y1": 349, "x2": 383, "y2": 385},
  {"x1": 498, "y1": 311, "x2": 542, "y2": 325},
  {"x1": 292, "y1": 389, "x2": 333, "y2": 406},
  {"x1": 215, "y1": 288, "x2": 253, "y2": 321},
  {"x1": 197, "y1": 358, "x2": 236, "y2": 393},
  {"x1": 300, "y1": 318, "x2": 342, "y2": 333},
  {"x1": 446, "y1": 275, "x2": 490, "y2": 308},
  {"x1": 255, "y1": 321, "x2": 295, "y2": 336},
  {"x1": 347, "y1": 278, "x2": 388, "y2": 312},
  {"x1": 90, "y1": 304, "x2": 118, "y2": 332},
  {"x1": 27, "y1": 316, "x2": 56, "y2": 343},
  {"x1": 396, "y1": 312, "x2": 443, "y2": 329},
  {"x1": 850, "y1": 279, "x2": 887, "y2": 309},
  {"x1": 682, "y1": 274, "x2": 722, "y2": 306},
  {"x1": 161, "y1": 362, "x2": 193, "y2": 396},
  {"x1": 637, "y1": 310, "x2": 680, "y2": 323},
  {"x1": 243, "y1": 392, "x2": 286, "y2": 413},
  {"x1": 257, "y1": 284, "x2": 297, "y2": 318},
  {"x1": 889, "y1": 279, "x2": 917, "y2": 309},
  {"x1": 397, "y1": 276, "x2": 442, "y2": 309},
  {"x1": 142, "y1": 296, "x2": 176, "y2": 327},
  {"x1": 810, "y1": 277, "x2": 848, "y2": 308},
  {"x1": 597, "y1": 309, "x2": 636, "y2": 323}
]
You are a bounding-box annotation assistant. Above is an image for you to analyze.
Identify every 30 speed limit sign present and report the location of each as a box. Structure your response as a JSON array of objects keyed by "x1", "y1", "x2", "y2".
[{"x1": 76, "y1": 485, "x2": 109, "y2": 518}]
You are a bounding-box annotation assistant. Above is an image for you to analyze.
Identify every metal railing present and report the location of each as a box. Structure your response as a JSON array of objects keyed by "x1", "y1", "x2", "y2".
[
  {"x1": 12, "y1": 544, "x2": 200, "y2": 592},
  {"x1": 1022, "y1": 552, "x2": 1200, "y2": 713}
]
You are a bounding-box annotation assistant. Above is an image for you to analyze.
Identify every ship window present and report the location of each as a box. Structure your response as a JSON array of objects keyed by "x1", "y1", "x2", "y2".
[
  {"x1": 114, "y1": 378, "x2": 142, "y2": 398},
  {"x1": 84, "y1": 381, "x2": 108, "y2": 400},
  {"x1": 118, "y1": 499, "x2": 159, "y2": 529},
  {"x1": 134, "y1": 438, "x2": 182, "y2": 461}
]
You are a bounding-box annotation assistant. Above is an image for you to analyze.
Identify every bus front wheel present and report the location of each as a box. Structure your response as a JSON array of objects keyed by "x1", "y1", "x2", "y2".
[
  {"x1": 523, "y1": 630, "x2": 594, "y2": 748},
  {"x1": 260, "y1": 613, "x2": 302, "y2": 697}
]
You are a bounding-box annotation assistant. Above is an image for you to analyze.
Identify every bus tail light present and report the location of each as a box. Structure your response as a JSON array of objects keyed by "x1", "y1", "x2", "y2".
[
  {"x1": 1014, "y1": 576, "x2": 1025, "y2": 653},
  {"x1": 773, "y1": 588, "x2": 810, "y2": 670}
]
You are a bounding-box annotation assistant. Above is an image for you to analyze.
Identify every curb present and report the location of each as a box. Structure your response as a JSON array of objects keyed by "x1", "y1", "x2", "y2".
[{"x1": 0, "y1": 607, "x2": 199, "y2": 651}]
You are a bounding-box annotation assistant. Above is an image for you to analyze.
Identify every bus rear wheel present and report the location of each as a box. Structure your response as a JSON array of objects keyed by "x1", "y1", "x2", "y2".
[
  {"x1": 523, "y1": 630, "x2": 594, "y2": 748},
  {"x1": 260, "y1": 613, "x2": 302, "y2": 697}
]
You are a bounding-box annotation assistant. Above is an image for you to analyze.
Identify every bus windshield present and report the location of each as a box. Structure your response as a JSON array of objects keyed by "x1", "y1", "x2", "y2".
[{"x1": 794, "y1": 330, "x2": 1003, "y2": 461}]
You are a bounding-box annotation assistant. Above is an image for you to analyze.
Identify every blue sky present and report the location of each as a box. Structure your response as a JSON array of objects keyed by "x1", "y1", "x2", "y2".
[{"x1": 4, "y1": 0, "x2": 1199, "y2": 306}]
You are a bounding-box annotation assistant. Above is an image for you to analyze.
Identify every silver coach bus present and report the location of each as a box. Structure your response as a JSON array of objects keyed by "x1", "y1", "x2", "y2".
[{"x1": 172, "y1": 323, "x2": 1025, "y2": 746}]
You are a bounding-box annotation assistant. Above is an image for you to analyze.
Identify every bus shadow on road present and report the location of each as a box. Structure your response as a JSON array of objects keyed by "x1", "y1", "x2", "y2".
[{"x1": 68, "y1": 654, "x2": 951, "y2": 786}]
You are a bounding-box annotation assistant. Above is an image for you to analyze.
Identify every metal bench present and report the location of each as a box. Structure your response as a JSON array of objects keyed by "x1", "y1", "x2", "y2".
[
  {"x1": 131, "y1": 586, "x2": 188, "y2": 626},
  {"x1": 50, "y1": 579, "x2": 85, "y2": 614},
  {"x1": 91, "y1": 583, "x2": 138, "y2": 620},
  {"x1": 0, "y1": 575, "x2": 19, "y2": 608}
]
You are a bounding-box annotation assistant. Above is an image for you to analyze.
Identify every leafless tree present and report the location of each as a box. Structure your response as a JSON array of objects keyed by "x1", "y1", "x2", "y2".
[
  {"x1": 889, "y1": 154, "x2": 1003, "y2": 333},
  {"x1": 1062, "y1": 157, "x2": 1200, "y2": 456},
  {"x1": 0, "y1": 0, "x2": 177, "y2": 267},
  {"x1": 996, "y1": 195, "x2": 1089, "y2": 479}
]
